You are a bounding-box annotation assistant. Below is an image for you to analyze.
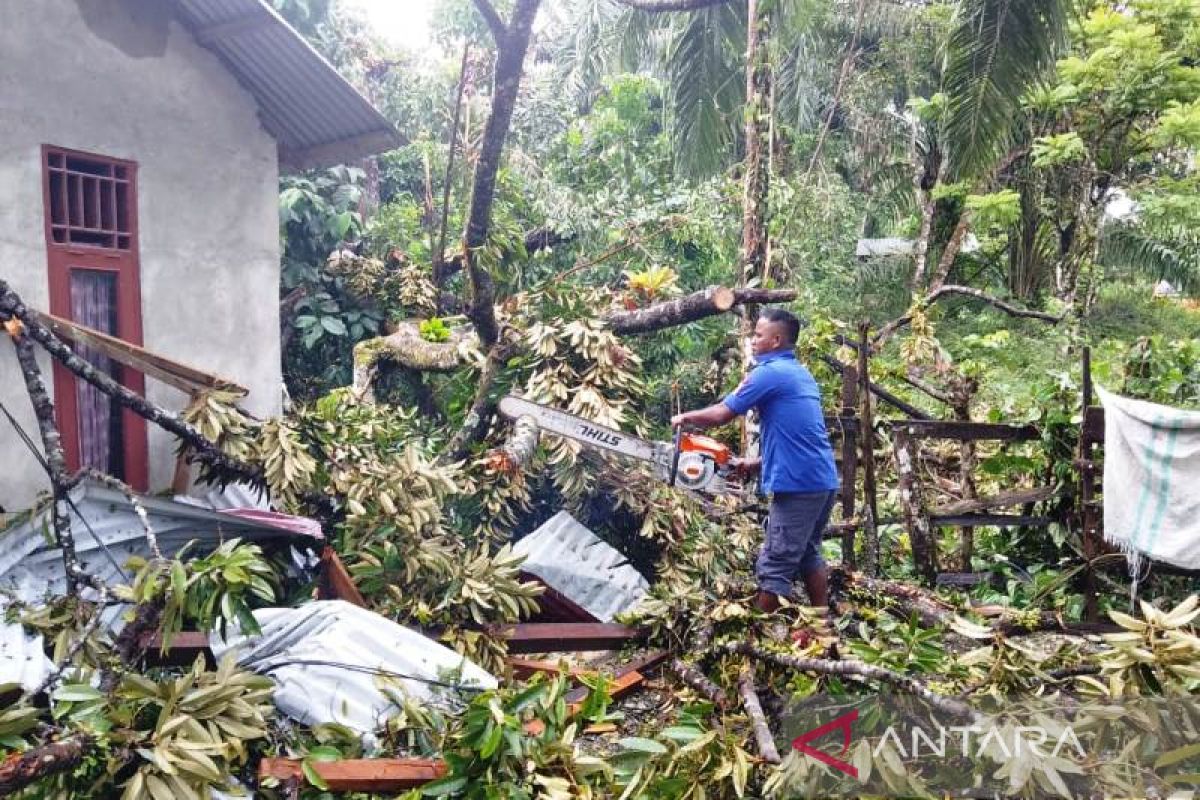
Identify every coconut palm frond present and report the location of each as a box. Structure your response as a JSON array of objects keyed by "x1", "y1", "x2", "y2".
[
  {"x1": 1100, "y1": 221, "x2": 1200, "y2": 293},
  {"x1": 943, "y1": 0, "x2": 1068, "y2": 180},
  {"x1": 664, "y1": 1, "x2": 745, "y2": 179}
]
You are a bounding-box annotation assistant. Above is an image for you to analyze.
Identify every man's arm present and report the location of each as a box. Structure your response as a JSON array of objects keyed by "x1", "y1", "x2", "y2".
[{"x1": 670, "y1": 402, "x2": 737, "y2": 430}]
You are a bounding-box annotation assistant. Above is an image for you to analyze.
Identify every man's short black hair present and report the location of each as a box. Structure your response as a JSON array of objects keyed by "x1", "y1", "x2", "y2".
[{"x1": 760, "y1": 307, "x2": 800, "y2": 345}]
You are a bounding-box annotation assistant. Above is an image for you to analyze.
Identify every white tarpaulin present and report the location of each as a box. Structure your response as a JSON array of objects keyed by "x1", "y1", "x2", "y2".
[
  {"x1": 211, "y1": 600, "x2": 496, "y2": 737},
  {"x1": 1097, "y1": 386, "x2": 1200, "y2": 573}
]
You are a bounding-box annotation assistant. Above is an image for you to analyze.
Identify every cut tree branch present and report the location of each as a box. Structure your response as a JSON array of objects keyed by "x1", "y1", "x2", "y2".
[
  {"x1": 0, "y1": 734, "x2": 91, "y2": 796},
  {"x1": 0, "y1": 279, "x2": 262, "y2": 487},
  {"x1": 874, "y1": 285, "x2": 1063, "y2": 349},
  {"x1": 603, "y1": 287, "x2": 796, "y2": 335},
  {"x1": 351, "y1": 323, "x2": 479, "y2": 404},
  {"x1": 738, "y1": 667, "x2": 780, "y2": 764},
  {"x1": 670, "y1": 658, "x2": 730, "y2": 710},
  {"x1": 440, "y1": 341, "x2": 515, "y2": 464}
]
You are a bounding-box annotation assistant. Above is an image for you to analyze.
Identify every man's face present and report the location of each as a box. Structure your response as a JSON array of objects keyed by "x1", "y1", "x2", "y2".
[{"x1": 751, "y1": 317, "x2": 785, "y2": 356}]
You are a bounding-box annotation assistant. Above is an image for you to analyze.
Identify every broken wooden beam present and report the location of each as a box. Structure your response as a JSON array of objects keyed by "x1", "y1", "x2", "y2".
[
  {"x1": 491, "y1": 623, "x2": 647, "y2": 654},
  {"x1": 929, "y1": 513, "x2": 1051, "y2": 527},
  {"x1": 930, "y1": 486, "x2": 1057, "y2": 516},
  {"x1": 317, "y1": 546, "x2": 367, "y2": 608},
  {"x1": 138, "y1": 631, "x2": 213, "y2": 667},
  {"x1": 895, "y1": 420, "x2": 1040, "y2": 442},
  {"x1": 259, "y1": 758, "x2": 447, "y2": 792},
  {"x1": 507, "y1": 657, "x2": 598, "y2": 681}
]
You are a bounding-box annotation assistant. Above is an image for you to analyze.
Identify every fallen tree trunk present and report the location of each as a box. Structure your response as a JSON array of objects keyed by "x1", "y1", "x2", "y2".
[
  {"x1": 0, "y1": 735, "x2": 91, "y2": 796},
  {"x1": 603, "y1": 287, "x2": 796, "y2": 335},
  {"x1": 497, "y1": 414, "x2": 539, "y2": 470}
]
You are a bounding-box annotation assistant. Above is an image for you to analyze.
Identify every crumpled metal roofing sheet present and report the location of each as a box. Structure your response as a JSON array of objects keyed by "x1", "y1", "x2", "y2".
[
  {"x1": 0, "y1": 622, "x2": 53, "y2": 693},
  {"x1": 211, "y1": 600, "x2": 496, "y2": 736},
  {"x1": 172, "y1": 0, "x2": 401, "y2": 169},
  {"x1": 513, "y1": 511, "x2": 649, "y2": 623},
  {"x1": 0, "y1": 479, "x2": 323, "y2": 605}
]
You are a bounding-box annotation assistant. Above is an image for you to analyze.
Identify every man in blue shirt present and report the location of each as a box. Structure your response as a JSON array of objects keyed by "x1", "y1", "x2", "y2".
[{"x1": 671, "y1": 308, "x2": 839, "y2": 613}]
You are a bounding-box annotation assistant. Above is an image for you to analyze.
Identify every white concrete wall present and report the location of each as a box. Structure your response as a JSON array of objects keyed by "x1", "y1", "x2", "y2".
[{"x1": 0, "y1": 0, "x2": 281, "y2": 511}]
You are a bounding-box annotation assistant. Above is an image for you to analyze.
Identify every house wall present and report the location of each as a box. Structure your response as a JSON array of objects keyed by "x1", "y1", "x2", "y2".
[{"x1": 0, "y1": 0, "x2": 281, "y2": 511}]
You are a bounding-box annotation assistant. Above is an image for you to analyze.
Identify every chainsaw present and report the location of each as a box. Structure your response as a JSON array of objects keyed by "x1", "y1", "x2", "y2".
[{"x1": 498, "y1": 395, "x2": 738, "y2": 495}]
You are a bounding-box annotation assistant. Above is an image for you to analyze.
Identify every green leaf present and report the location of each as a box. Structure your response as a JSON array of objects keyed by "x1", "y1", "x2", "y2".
[
  {"x1": 1155, "y1": 741, "x2": 1200, "y2": 769},
  {"x1": 618, "y1": 736, "x2": 668, "y2": 754},
  {"x1": 301, "y1": 759, "x2": 330, "y2": 790},
  {"x1": 54, "y1": 684, "x2": 102, "y2": 702},
  {"x1": 321, "y1": 317, "x2": 348, "y2": 337},
  {"x1": 421, "y1": 776, "x2": 468, "y2": 796}
]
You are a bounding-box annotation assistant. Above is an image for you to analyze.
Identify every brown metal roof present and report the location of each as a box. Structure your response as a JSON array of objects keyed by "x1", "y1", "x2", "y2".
[{"x1": 173, "y1": 0, "x2": 402, "y2": 170}]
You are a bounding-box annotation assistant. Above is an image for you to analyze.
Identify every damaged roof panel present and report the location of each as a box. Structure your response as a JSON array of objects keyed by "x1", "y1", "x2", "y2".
[
  {"x1": 0, "y1": 479, "x2": 322, "y2": 603},
  {"x1": 513, "y1": 511, "x2": 649, "y2": 624}
]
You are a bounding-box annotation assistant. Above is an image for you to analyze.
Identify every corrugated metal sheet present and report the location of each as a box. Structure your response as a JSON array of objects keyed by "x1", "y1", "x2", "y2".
[
  {"x1": 513, "y1": 512, "x2": 649, "y2": 624},
  {"x1": 0, "y1": 479, "x2": 323, "y2": 605},
  {"x1": 0, "y1": 623, "x2": 53, "y2": 692},
  {"x1": 210, "y1": 600, "x2": 496, "y2": 736},
  {"x1": 856, "y1": 238, "x2": 915, "y2": 258},
  {"x1": 172, "y1": 0, "x2": 401, "y2": 169}
]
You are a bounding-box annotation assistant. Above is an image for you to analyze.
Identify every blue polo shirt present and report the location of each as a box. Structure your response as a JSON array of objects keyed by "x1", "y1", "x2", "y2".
[{"x1": 722, "y1": 349, "x2": 839, "y2": 494}]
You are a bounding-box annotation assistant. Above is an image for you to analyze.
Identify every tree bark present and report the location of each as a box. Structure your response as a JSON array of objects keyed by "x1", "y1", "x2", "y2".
[
  {"x1": 602, "y1": 287, "x2": 795, "y2": 335},
  {"x1": 0, "y1": 279, "x2": 262, "y2": 486},
  {"x1": 738, "y1": 667, "x2": 780, "y2": 764},
  {"x1": 351, "y1": 323, "x2": 479, "y2": 404},
  {"x1": 462, "y1": 0, "x2": 541, "y2": 348},
  {"x1": 928, "y1": 211, "x2": 972, "y2": 291},
  {"x1": 740, "y1": 0, "x2": 771, "y2": 287},
  {"x1": 670, "y1": 658, "x2": 729, "y2": 709},
  {"x1": 497, "y1": 414, "x2": 539, "y2": 471},
  {"x1": 894, "y1": 427, "x2": 937, "y2": 585},
  {"x1": 8, "y1": 327, "x2": 82, "y2": 593},
  {"x1": 0, "y1": 734, "x2": 91, "y2": 796}
]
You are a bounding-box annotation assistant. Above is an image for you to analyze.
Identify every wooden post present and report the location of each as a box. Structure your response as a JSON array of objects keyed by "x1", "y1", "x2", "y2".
[
  {"x1": 894, "y1": 425, "x2": 937, "y2": 585},
  {"x1": 857, "y1": 322, "x2": 880, "y2": 575},
  {"x1": 838, "y1": 364, "x2": 859, "y2": 569},
  {"x1": 1079, "y1": 346, "x2": 1100, "y2": 621}
]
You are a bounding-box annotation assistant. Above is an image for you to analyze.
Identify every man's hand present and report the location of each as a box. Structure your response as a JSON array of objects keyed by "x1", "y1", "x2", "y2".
[
  {"x1": 730, "y1": 456, "x2": 761, "y2": 478},
  {"x1": 670, "y1": 412, "x2": 690, "y2": 429}
]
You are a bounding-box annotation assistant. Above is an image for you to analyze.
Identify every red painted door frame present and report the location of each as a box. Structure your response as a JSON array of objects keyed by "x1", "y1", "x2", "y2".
[{"x1": 42, "y1": 144, "x2": 148, "y2": 490}]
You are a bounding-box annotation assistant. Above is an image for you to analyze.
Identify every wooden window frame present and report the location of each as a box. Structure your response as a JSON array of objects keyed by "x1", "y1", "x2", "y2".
[{"x1": 41, "y1": 144, "x2": 148, "y2": 489}]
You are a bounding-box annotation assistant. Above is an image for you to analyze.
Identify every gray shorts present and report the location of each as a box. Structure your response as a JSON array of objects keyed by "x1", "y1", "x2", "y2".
[{"x1": 755, "y1": 490, "x2": 836, "y2": 597}]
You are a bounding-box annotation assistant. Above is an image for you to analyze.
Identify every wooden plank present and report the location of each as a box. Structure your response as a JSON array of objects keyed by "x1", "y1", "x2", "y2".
[
  {"x1": 490, "y1": 623, "x2": 646, "y2": 654},
  {"x1": 507, "y1": 658, "x2": 597, "y2": 681},
  {"x1": 33, "y1": 310, "x2": 248, "y2": 397},
  {"x1": 563, "y1": 649, "x2": 669, "y2": 705},
  {"x1": 139, "y1": 631, "x2": 212, "y2": 667},
  {"x1": 930, "y1": 486, "x2": 1057, "y2": 517},
  {"x1": 1082, "y1": 406, "x2": 1105, "y2": 446},
  {"x1": 317, "y1": 547, "x2": 367, "y2": 608},
  {"x1": 930, "y1": 514, "x2": 1051, "y2": 527},
  {"x1": 259, "y1": 758, "x2": 447, "y2": 792},
  {"x1": 896, "y1": 420, "x2": 1040, "y2": 442}
]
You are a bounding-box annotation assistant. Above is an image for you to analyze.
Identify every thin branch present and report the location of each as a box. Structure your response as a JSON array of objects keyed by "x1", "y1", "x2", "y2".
[
  {"x1": 440, "y1": 341, "x2": 514, "y2": 464},
  {"x1": 614, "y1": 0, "x2": 732, "y2": 9},
  {"x1": 738, "y1": 667, "x2": 781, "y2": 764},
  {"x1": 874, "y1": 285, "x2": 1062, "y2": 349},
  {"x1": 472, "y1": 0, "x2": 506, "y2": 42},
  {"x1": 805, "y1": 0, "x2": 868, "y2": 178},
  {"x1": 722, "y1": 641, "x2": 981, "y2": 722},
  {"x1": 670, "y1": 658, "x2": 730, "y2": 710},
  {"x1": 550, "y1": 217, "x2": 684, "y2": 286},
  {"x1": 434, "y1": 43, "x2": 471, "y2": 291},
  {"x1": 31, "y1": 584, "x2": 111, "y2": 697},
  {"x1": 0, "y1": 734, "x2": 91, "y2": 796}
]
